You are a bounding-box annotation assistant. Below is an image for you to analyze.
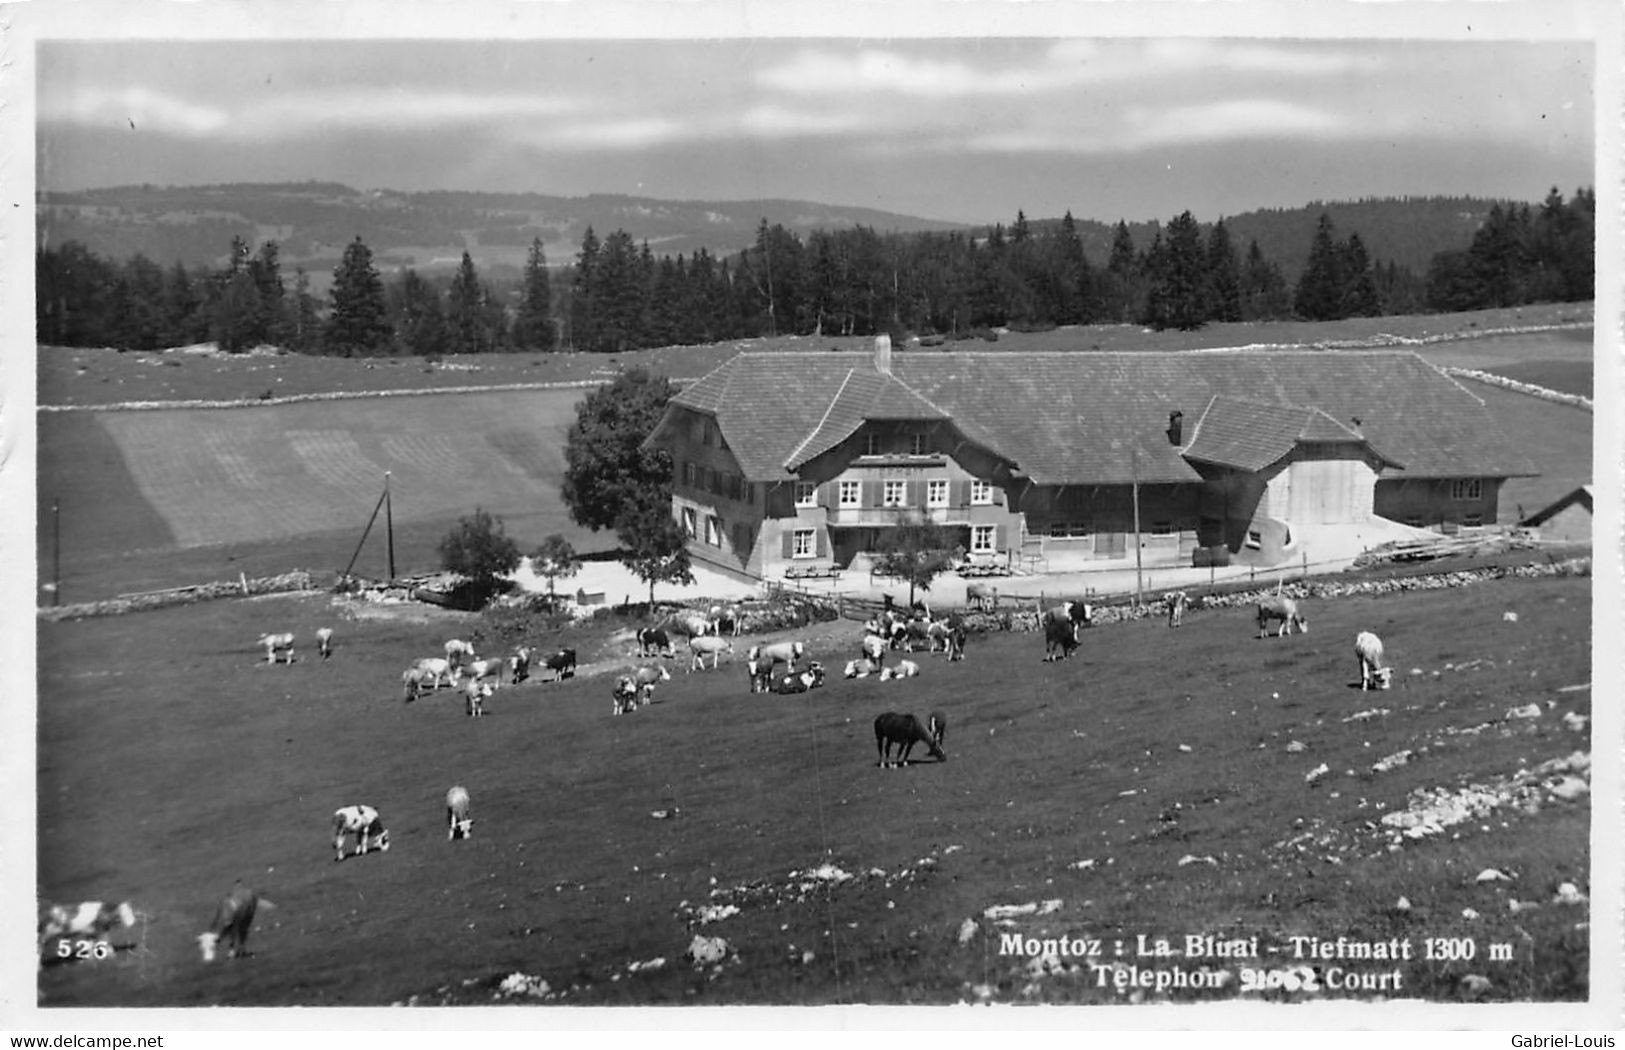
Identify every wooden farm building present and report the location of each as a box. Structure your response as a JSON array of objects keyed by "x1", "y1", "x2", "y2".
[
  {"x1": 643, "y1": 338, "x2": 1537, "y2": 581},
  {"x1": 1519, "y1": 485, "x2": 1592, "y2": 544}
]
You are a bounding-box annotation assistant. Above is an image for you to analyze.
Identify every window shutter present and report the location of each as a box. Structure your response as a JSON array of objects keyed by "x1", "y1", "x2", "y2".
[
  {"x1": 995, "y1": 524, "x2": 1007, "y2": 550},
  {"x1": 815, "y1": 529, "x2": 828, "y2": 557},
  {"x1": 993, "y1": 485, "x2": 1005, "y2": 506},
  {"x1": 819, "y1": 483, "x2": 834, "y2": 508},
  {"x1": 952, "y1": 480, "x2": 967, "y2": 507},
  {"x1": 781, "y1": 529, "x2": 794, "y2": 558},
  {"x1": 864, "y1": 481, "x2": 880, "y2": 507}
]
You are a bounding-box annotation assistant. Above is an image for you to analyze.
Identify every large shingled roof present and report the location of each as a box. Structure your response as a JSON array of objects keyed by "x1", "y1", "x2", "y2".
[
  {"x1": 661, "y1": 349, "x2": 1537, "y2": 484},
  {"x1": 1181, "y1": 395, "x2": 1404, "y2": 473}
]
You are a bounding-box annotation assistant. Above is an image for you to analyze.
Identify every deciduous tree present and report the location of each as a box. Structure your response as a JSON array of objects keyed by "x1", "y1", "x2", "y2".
[{"x1": 561, "y1": 367, "x2": 678, "y2": 533}]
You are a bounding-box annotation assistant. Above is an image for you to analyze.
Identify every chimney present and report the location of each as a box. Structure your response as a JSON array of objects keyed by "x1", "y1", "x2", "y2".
[
  {"x1": 874, "y1": 333, "x2": 892, "y2": 375},
  {"x1": 1166, "y1": 410, "x2": 1184, "y2": 446}
]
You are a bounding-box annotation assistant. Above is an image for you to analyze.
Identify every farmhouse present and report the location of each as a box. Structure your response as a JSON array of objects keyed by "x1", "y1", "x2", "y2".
[
  {"x1": 642, "y1": 338, "x2": 1537, "y2": 580},
  {"x1": 1518, "y1": 485, "x2": 1592, "y2": 544}
]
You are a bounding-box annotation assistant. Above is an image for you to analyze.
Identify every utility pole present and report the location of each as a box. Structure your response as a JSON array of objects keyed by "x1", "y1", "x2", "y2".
[
  {"x1": 1131, "y1": 448, "x2": 1143, "y2": 607},
  {"x1": 384, "y1": 471, "x2": 396, "y2": 581}
]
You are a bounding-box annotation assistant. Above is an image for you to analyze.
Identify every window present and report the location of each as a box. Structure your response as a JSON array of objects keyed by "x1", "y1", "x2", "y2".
[
  {"x1": 1150, "y1": 521, "x2": 1174, "y2": 536},
  {"x1": 681, "y1": 507, "x2": 697, "y2": 538},
  {"x1": 682, "y1": 462, "x2": 695, "y2": 487},
  {"x1": 864, "y1": 432, "x2": 883, "y2": 456},
  {"x1": 927, "y1": 479, "x2": 948, "y2": 507},
  {"x1": 792, "y1": 529, "x2": 816, "y2": 558},
  {"x1": 1452, "y1": 479, "x2": 1482, "y2": 501},
  {"x1": 839, "y1": 480, "x2": 861, "y2": 507},
  {"x1": 970, "y1": 480, "x2": 995, "y2": 505},
  {"x1": 1245, "y1": 530, "x2": 1262, "y2": 550},
  {"x1": 1463, "y1": 512, "x2": 1484, "y2": 527},
  {"x1": 970, "y1": 524, "x2": 997, "y2": 554},
  {"x1": 705, "y1": 515, "x2": 721, "y2": 546},
  {"x1": 883, "y1": 480, "x2": 907, "y2": 507},
  {"x1": 910, "y1": 432, "x2": 929, "y2": 455},
  {"x1": 743, "y1": 482, "x2": 754, "y2": 506},
  {"x1": 794, "y1": 481, "x2": 818, "y2": 507}
]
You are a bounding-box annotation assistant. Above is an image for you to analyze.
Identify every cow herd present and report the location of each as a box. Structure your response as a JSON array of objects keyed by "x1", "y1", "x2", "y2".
[{"x1": 43, "y1": 581, "x2": 1402, "y2": 976}]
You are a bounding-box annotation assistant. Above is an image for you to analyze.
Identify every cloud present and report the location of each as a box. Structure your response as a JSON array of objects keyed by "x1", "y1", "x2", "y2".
[{"x1": 43, "y1": 87, "x2": 231, "y2": 135}]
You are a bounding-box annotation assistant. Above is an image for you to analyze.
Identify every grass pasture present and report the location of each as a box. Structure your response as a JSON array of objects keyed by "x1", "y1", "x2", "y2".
[{"x1": 36, "y1": 569, "x2": 1591, "y2": 1008}]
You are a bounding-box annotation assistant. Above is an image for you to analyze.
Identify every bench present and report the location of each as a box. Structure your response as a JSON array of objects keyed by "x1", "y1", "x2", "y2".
[{"x1": 785, "y1": 565, "x2": 842, "y2": 581}]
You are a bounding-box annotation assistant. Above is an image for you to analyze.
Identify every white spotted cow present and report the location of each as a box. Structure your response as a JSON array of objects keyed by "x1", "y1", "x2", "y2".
[
  {"x1": 197, "y1": 883, "x2": 275, "y2": 962},
  {"x1": 1355, "y1": 631, "x2": 1392, "y2": 690},
  {"x1": 965, "y1": 582, "x2": 998, "y2": 612},
  {"x1": 331, "y1": 805, "x2": 390, "y2": 862},
  {"x1": 464, "y1": 658, "x2": 504, "y2": 689},
  {"x1": 1257, "y1": 596, "x2": 1308, "y2": 638},
  {"x1": 689, "y1": 635, "x2": 733, "y2": 672},
  {"x1": 945, "y1": 622, "x2": 967, "y2": 662},
  {"x1": 540, "y1": 648, "x2": 577, "y2": 683},
  {"x1": 860, "y1": 631, "x2": 887, "y2": 668},
  {"x1": 38, "y1": 900, "x2": 137, "y2": 960},
  {"x1": 463, "y1": 679, "x2": 492, "y2": 717},
  {"x1": 412, "y1": 657, "x2": 457, "y2": 689},
  {"x1": 672, "y1": 611, "x2": 717, "y2": 638},
  {"x1": 747, "y1": 659, "x2": 775, "y2": 693},
  {"x1": 843, "y1": 657, "x2": 879, "y2": 679},
  {"x1": 444, "y1": 638, "x2": 476, "y2": 669},
  {"x1": 257, "y1": 633, "x2": 295, "y2": 665},
  {"x1": 315, "y1": 627, "x2": 334, "y2": 659},
  {"x1": 632, "y1": 663, "x2": 671, "y2": 705},
  {"x1": 878, "y1": 659, "x2": 921, "y2": 681},
  {"x1": 508, "y1": 646, "x2": 533, "y2": 685},
  {"x1": 748, "y1": 641, "x2": 806, "y2": 675},
  {"x1": 446, "y1": 785, "x2": 473, "y2": 840},
  {"x1": 1165, "y1": 590, "x2": 1190, "y2": 628}
]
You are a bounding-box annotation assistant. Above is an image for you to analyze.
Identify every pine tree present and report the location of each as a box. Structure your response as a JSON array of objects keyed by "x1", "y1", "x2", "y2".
[
  {"x1": 1293, "y1": 214, "x2": 1346, "y2": 320},
  {"x1": 161, "y1": 260, "x2": 204, "y2": 348},
  {"x1": 1240, "y1": 240, "x2": 1290, "y2": 321},
  {"x1": 569, "y1": 226, "x2": 601, "y2": 352},
  {"x1": 325, "y1": 236, "x2": 392, "y2": 356},
  {"x1": 1338, "y1": 233, "x2": 1382, "y2": 317},
  {"x1": 1203, "y1": 220, "x2": 1242, "y2": 323},
  {"x1": 512, "y1": 238, "x2": 555, "y2": 351},
  {"x1": 1144, "y1": 212, "x2": 1205, "y2": 331},
  {"x1": 287, "y1": 269, "x2": 323, "y2": 353},
  {"x1": 392, "y1": 268, "x2": 447, "y2": 357},
  {"x1": 446, "y1": 252, "x2": 489, "y2": 354}
]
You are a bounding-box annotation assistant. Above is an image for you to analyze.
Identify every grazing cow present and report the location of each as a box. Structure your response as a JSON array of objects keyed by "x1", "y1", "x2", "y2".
[
  {"x1": 464, "y1": 658, "x2": 504, "y2": 688},
  {"x1": 412, "y1": 657, "x2": 457, "y2": 689},
  {"x1": 1355, "y1": 631, "x2": 1391, "y2": 690},
  {"x1": 463, "y1": 679, "x2": 491, "y2": 717},
  {"x1": 509, "y1": 647, "x2": 533, "y2": 685},
  {"x1": 315, "y1": 627, "x2": 334, "y2": 659},
  {"x1": 331, "y1": 805, "x2": 389, "y2": 862},
  {"x1": 1166, "y1": 590, "x2": 1190, "y2": 628},
  {"x1": 197, "y1": 883, "x2": 274, "y2": 962},
  {"x1": 713, "y1": 603, "x2": 745, "y2": 637},
  {"x1": 927, "y1": 711, "x2": 948, "y2": 750},
  {"x1": 747, "y1": 659, "x2": 775, "y2": 693},
  {"x1": 444, "y1": 639, "x2": 476, "y2": 668},
  {"x1": 673, "y1": 611, "x2": 717, "y2": 638},
  {"x1": 631, "y1": 663, "x2": 671, "y2": 704},
  {"x1": 402, "y1": 667, "x2": 431, "y2": 703},
  {"x1": 1257, "y1": 596, "x2": 1308, "y2": 638},
  {"x1": 38, "y1": 900, "x2": 137, "y2": 957},
  {"x1": 946, "y1": 623, "x2": 967, "y2": 661},
  {"x1": 879, "y1": 659, "x2": 921, "y2": 681},
  {"x1": 843, "y1": 657, "x2": 878, "y2": 679},
  {"x1": 612, "y1": 676, "x2": 639, "y2": 715},
  {"x1": 446, "y1": 785, "x2": 473, "y2": 840},
  {"x1": 636, "y1": 627, "x2": 674, "y2": 658},
  {"x1": 874, "y1": 712, "x2": 947, "y2": 767},
  {"x1": 965, "y1": 582, "x2": 998, "y2": 612},
  {"x1": 689, "y1": 635, "x2": 733, "y2": 672},
  {"x1": 257, "y1": 633, "x2": 295, "y2": 664},
  {"x1": 749, "y1": 640, "x2": 806, "y2": 673},
  {"x1": 540, "y1": 648, "x2": 577, "y2": 682}
]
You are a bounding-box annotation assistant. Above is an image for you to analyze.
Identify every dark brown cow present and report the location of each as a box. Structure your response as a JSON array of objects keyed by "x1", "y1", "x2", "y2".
[{"x1": 874, "y1": 712, "x2": 947, "y2": 767}]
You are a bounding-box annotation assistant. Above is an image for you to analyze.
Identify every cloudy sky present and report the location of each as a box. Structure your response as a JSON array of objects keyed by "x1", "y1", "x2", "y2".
[{"x1": 22, "y1": 4, "x2": 1606, "y2": 225}]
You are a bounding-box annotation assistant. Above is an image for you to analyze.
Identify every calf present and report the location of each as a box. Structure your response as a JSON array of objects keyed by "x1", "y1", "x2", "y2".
[
  {"x1": 689, "y1": 635, "x2": 733, "y2": 672},
  {"x1": 38, "y1": 900, "x2": 137, "y2": 958},
  {"x1": 1165, "y1": 590, "x2": 1189, "y2": 628},
  {"x1": 1355, "y1": 630, "x2": 1391, "y2": 690},
  {"x1": 463, "y1": 679, "x2": 491, "y2": 717},
  {"x1": 257, "y1": 633, "x2": 295, "y2": 664},
  {"x1": 446, "y1": 785, "x2": 473, "y2": 840},
  {"x1": 331, "y1": 805, "x2": 389, "y2": 862},
  {"x1": 1257, "y1": 596, "x2": 1307, "y2": 638},
  {"x1": 874, "y1": 712, "x2": 947, "y2": 767},
  {"x1": 612, "y1": 676, "x2": 639, "y2": 715},
  {"x1": 508, "y1": 646, "x2": 533, "y2": 685},
  {"x1": 315, "y1": 627, "x2": 334, "y2": 659},
  {"x1": 541, "y1": 648, "x2": 577, "y2": 682},
  {"x1": 197, "y1": 883, "x2": 274, "y2": 962},
  {"x1": 636, "y1": 626, "x2": 674, "y2": 658}
]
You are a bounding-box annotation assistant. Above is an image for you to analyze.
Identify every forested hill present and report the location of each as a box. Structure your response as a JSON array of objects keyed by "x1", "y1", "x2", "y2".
[
  {"x1": 40, "y1": 181, "x2": 1550, "y2": 286},
  {"x1": 1051, "y1": 196, "x2": 1517, "y2": 287}
]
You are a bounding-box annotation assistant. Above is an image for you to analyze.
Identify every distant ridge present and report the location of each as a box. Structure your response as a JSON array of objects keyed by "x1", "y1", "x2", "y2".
[{"x1": 38, "y1": 181, "x2": 1547, "y2": 284}]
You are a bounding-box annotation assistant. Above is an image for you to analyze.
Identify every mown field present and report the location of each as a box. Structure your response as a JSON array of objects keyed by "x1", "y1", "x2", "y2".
[
  {"x1": 35, "y1": 565, "x2": 1592, "y2": 1009},
  {"x1": 35, "y1": 303, "x2": 1595, "y2": 605}
]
